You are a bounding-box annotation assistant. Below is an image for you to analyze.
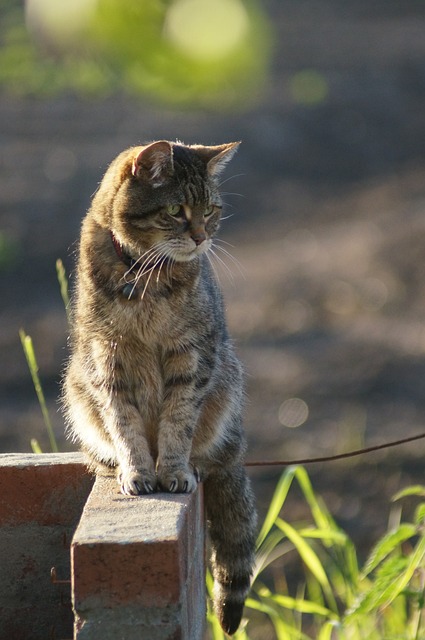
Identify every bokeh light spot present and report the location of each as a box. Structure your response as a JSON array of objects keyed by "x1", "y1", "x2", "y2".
[
  {"x1": 325, "y1": 280, "x2": 358, "y2": 315},
  {"x1": 164, "y1": 0, "x2": 249, "y2": 61},
  {"x1": 25, "y1": 0, "x2": 97, "y2": 50},
  {"x1": 278, "y1": 398, "x2": 309, "y2": 429},
  {"x1": 16, "y1": 0, "x2": 272, "y2": 106}
]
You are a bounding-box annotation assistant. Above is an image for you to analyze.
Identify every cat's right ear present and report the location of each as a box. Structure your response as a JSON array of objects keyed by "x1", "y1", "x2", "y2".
[
  {"x1": 196, "y1": 141, "x2": 241, "y2": 178},
  {"x1": 132, "y1": 141, "x2": 174, "y2": 187}
]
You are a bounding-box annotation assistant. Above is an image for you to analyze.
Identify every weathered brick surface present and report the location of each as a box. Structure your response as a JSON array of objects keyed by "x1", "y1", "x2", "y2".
[
  {"x1": 0, "y1": 455, "x2": 206, "y2": 639},
  {"x1": 0, "y1": 452, "x2": 92, "y2": 525},
  {"x1": 0, "y1": 453, "x2": 93, "y2": 640},
  {"x1": 72, "y1": 475, "x2": 205, "y2": 640}
]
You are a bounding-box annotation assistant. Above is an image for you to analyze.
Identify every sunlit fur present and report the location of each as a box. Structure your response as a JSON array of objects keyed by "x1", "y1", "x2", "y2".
[{"x1": 62, "y1": 140, "x2": 257, "y2": 635}]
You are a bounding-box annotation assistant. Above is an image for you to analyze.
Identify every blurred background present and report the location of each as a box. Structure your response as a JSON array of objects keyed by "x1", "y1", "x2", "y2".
[{"x1": 1, "y1": 0, "x2": 425, "y2": 556}]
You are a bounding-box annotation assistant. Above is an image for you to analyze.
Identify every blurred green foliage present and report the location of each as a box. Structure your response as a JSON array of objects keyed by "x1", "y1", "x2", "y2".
[
  {"x1": 0, "y1": 0, "x2": 272, "y2": 108},
  {"x1": 208, "y1": 467, "x2": 425, "y2": 639},
  {"x1": 0, "y1": 229, "x2": 20, "y2": 270}
]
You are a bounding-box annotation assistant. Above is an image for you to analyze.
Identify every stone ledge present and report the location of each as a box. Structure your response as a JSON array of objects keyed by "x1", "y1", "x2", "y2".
[
  {"x1": 0, "y1": 452, "x2": 86, "y2": 468},
  {"x1": 71, "y1": 475, "x2": 206, "y2": 640}
]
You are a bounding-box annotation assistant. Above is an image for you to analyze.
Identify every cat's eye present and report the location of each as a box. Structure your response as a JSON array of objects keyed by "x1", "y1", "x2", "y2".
[
  {"x1": 204, "y1": 205, "x2": 220, "y2": 217},
  {"x1": 166, "y1": 204, "x2": 184, "y2": 217}
]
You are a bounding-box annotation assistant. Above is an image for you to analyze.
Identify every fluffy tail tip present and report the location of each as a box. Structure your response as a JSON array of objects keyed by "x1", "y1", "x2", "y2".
[{"x1": 217, "y1": 599, "x2": 244, "y2": 636}]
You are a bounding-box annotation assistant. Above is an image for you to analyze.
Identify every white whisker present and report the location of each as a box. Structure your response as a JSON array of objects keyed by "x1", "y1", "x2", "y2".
[
  {"x1": 208, "y1": 247, "x2": 234, "y2": 285},
  {"x1": 140, "y1": 252, "x2": 166, "y2": 300},
  {"x1": 206, "y1": 252, "x2": 222, "y2": 288},
  {"x1": 121, "y1": 242, "x2": 170, "y2": 299},
  {"x1": 220, "y1": 192, "x2": 245, "y2": 199},
  {"x1": 122, "y1": 242, "x2": 167, "y2": 283},
  {"x1": 218, "y1": 173, "x2": 245, "y2": 188},
  {"x1": 133, "y1": 243, "x2": 169, "y2": 281},
  {"x1": 214, "y1": 238, "x2": 235, "y2": 248},
  {"x1": 212, "y1": 242, "x2": 245, "y2": 279},
  {"x1": 155, "y1": 253, "x2": 170, "y2": 284}
]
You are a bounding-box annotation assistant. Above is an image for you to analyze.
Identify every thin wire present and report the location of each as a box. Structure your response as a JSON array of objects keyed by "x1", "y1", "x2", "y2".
[{"x1": 245, "y1": 432, "x2": 425, "y2": 468}]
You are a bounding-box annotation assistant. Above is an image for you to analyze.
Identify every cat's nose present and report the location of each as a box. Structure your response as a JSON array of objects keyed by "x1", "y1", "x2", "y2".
[{"x1": 191, "y1": 229, "x2": 206, "y2": 246}]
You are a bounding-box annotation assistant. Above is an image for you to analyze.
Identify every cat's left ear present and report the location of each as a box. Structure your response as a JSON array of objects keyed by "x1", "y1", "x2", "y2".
[
  {"x1": 196, "y1": 142, "x2": 241, "y2": 178},
  {"x1": 132, "y1": 141, "x2": 174, "y2": 187}
]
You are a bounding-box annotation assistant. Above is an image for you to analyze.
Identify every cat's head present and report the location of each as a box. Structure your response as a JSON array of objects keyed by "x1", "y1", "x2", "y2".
[{"x1": 93, "y1": 140, "x2": 239, "y2": 264}]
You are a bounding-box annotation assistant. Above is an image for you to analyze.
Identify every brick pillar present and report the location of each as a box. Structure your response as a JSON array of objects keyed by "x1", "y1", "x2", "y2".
[
  {"x1": 0, "y1": 452, "x2": 93, "y2": 640},
  {"x1": 71, "y1": 475, "x2": 206, "y2": 640}
]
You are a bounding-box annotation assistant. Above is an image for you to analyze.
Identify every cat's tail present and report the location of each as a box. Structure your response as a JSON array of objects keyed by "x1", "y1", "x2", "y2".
[{"x1": 204, "y1": 464, "x2": 257, "y2": 635}]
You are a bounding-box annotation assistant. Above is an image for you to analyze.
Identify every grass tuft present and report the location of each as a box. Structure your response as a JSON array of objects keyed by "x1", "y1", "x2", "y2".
[
  {"x1": 207, "y1": 467, "x2": 425, "y2": 639},
  {"x1": 19, "y1": 329, "x2": 58, "y2": 453}
]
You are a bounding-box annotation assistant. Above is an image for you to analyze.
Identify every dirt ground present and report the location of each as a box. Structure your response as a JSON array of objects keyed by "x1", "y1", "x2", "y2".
[{"x1": 1, "y1": 0, "x2": 425, "y2": 555}]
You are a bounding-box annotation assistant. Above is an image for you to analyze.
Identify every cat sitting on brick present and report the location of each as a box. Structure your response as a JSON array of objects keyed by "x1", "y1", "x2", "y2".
[{"x1": 63, "y1": 140, "x2": 257, "y2": 635}]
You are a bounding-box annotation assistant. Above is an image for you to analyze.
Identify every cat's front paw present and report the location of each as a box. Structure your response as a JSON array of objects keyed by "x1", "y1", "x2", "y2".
[
  {"x1": 157, "y1": 464, "x2": 200, "y2": 494},
  {"x1": 118, "y1": 469, "x2": 157, "y2": 496}
]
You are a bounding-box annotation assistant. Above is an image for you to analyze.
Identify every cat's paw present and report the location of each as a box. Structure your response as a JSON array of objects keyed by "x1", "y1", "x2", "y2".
[
  {"x1": 118, "y1": 469, "x2": 157, "y2": 496},
  {"x1": 157, "y1": 464, "x2": 200, "y2": 493}
]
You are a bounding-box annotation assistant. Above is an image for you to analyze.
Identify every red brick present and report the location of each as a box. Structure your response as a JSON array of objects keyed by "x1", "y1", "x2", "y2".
[
  {"x1": 0, "y1": 453, "x2": 93, "y2": 640},
  {"x1": 73, "y1": 539, "x2": 182, "y2": 608},
  {"x1": 0, "y1": 452, "x2": 93, "y2": 526},
  {"x1": 71, "y1": 475, "x2": 206, "y2": 639}
]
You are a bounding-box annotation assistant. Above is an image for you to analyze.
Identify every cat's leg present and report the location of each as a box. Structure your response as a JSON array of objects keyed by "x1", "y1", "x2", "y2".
[
  {"x1": 65, "y1": 367, "x2": 156, "y2": 495},
  {"x1": 156, "y1": 402, "x2": 200, "y2": 493},
  {"x1": 102, "y1": 400, "x2": 157, "y2": 495},
  {"x1": 156, "y1": 347, "x2": 201, "y2": 492},
  {"x1": 204, "y1": 464, "x2": 257, "y2": 636}
]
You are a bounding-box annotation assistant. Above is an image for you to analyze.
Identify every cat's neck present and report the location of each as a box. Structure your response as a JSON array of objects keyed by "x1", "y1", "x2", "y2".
[{"x1": 110, "y1": 231, "x2": 140, "y2": 270}]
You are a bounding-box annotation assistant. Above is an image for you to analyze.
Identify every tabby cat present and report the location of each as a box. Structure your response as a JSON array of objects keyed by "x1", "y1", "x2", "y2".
[{"x1": 63, "y1": 140, "x2": 257, "y2": 635}]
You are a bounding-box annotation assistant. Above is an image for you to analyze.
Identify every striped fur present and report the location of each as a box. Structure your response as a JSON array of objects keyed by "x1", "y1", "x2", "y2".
[{"x1": 62, "y1": 140, "x2": 257, "y2": 634}]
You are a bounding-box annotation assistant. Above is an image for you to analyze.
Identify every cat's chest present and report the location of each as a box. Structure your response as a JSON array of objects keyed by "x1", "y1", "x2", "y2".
[
  {"x1": 107, "y1": 302, "x2": 193, "y2": 419},
  {"x1": 111, "y1": 290, "x2": 199, "y2": 374},
  {"x1": 116, "y1": 286, "x2": 196, "y2": 343}
]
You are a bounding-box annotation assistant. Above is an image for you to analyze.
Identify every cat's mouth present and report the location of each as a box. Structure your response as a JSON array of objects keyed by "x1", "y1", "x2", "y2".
[
  {"x1": 173, "y1": 238, "x2": 211, "y2": 262},
  {"x1": 111, "y1": 231, "x2": 211, "y2": 272},
  {"x1": 114, "y1": 235, "x2": 212, "y2": 301}
]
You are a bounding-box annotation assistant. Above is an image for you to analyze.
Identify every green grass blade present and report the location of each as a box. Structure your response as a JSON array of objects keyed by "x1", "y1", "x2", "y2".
[
  {"x1": 276, "y1": 518, "x2": 338, "y2": 612},
  {"x1": 19, "y1": 329, "x2": 58, "y2": 453},
  {"x1": 206, "y1": 606, "x2": 226, "y2": 640},
  {"x1": 30, "y1": 438, "x2": 43, "y2": 453},
  {"x1": 414, "y1": 503, "x2": 425, "y2": 525},
  {"x1": 361, "y1": 523, "x2": 417, "y2": 578},
  {"x1": 318, "y1": 620, "x2": 342, "y2": 640},
  {"x1": 347, "y1": 556, "x2": 406, "y2": 618},
  {"x1": 349, "y1": 536, "x2": 425, "y2": 618},
  {"x1": 253, "y1": 530, "x2": 292, "y2": 580},
  {"x1": 206, "y1": 571, "x2": 226, "y2": 640},
  {"x1": 56, "y1": 258, "x2": 71, "y2": 323},
  {"x1": 246, "y1": 598, "x2": 312, "y2": 640},
  {"x1": 392, "y1": 486, "x2": 425, "y2": 501},
  {"x1": 206, "y1": 568, "x2": 214, "y2": 598},
  {"x1": 293, "y1": 468, "x2": 360, "y2": 586},
  {"x1": 389, "y1": 535, "x2": 425, "y2": 605},
  {"x1": 233, "y1": 628, "x2": 250, "y2": 640},
  {"x1": 294, "y1": 467, "x2": 333, "y2": 532},
  {"x1": 342, "y1": 537, "x2": 360, "y2": 588},
  {"x1": 268, "y1": 593, "x2": 337, "y2": 618},
  {"x1": 256, "y1": 466, "x2": 298, "y2": 549},
  {"x1": 298, "y1": 528, "x2": 348, "y2": 544}
]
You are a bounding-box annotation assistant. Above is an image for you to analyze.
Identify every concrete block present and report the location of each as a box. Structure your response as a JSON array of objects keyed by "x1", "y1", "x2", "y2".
[{"x1": 72, "y1": 475, "x2": 205, "y2": 640}]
